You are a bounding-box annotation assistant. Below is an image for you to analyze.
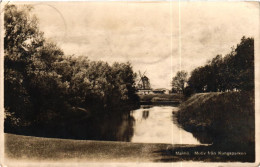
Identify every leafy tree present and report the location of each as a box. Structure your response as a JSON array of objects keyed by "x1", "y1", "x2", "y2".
[
  {"x1": 234, "y1": 36, "x2": 254, "y2": 91},
  {"x1": 171, "y1": 70, "x2": 188, "y2": 94},
  {"x1": 188, "y1": 67, "x2": 206, "y2": 93},
  {"x1": 4, "y1": 4, "x2": 45, "y2": 125},
  {"x1": 4, "y1": 4, "x2": 139, "y2": 139},
  {"x1": 187, "y1": 36, "x2": 254, "y2": 93}
]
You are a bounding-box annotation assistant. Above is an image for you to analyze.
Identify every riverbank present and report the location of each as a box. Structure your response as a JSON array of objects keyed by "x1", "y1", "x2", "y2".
[
  {"x1": 176, "y1": 91, "x2": 255, "y2": 159},
  {"x1": 139, "y1": 94, "x2": 183, "y2": 105},
  {"x1": 5, "y1": 133, "x2": 254, "y2": 162}
]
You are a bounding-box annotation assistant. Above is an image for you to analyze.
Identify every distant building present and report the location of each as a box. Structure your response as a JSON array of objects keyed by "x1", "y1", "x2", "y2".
[
  {"x1": 137, "y1": 89, "x2": 153, "y2": 95},
  {"x1": 153, "y1": 88, "x2": 170, "y2": 94}
]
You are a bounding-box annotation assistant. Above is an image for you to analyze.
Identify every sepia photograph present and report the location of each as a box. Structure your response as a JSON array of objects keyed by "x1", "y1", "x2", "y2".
[{"x1": 0, "y1": 1, "x2": 259, "y2": 166}]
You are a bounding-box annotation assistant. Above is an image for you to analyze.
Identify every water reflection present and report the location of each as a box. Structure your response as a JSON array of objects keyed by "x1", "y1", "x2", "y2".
[
  {"x1": 172, "y1": 110, "x2": 214, "y2": 144},
  {"x1": 91, "y1": 111, "x2": 135, "y2": 142},
  {"x1": 142, "y1": 110, "x2": 149, "y2": 120},
  {"x1": 130, "y1": 106, "x2": 200, "y2": 144},
  {"x1": 172, "y1": 113, "x2": 214, "y2": 144},
  {"x1": 190, "y1": 131, "x2": 214, "y2": 144},
  {"x1": 86, "y1": 106, "x2": 202, "y2": 144}
]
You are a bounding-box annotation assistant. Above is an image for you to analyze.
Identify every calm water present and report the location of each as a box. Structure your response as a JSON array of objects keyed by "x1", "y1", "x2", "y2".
[
  {"x1": 130, "y1": 106, "x2": 200, "y2": 144},
  {"x1": 56, "y1": 105, "x2": 203, "y2": 144}
]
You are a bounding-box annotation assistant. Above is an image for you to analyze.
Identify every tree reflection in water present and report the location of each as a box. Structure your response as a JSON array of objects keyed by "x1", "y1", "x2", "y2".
[
  {"x1": 142, "y1": 110, "x2": 149, "y2": 120},
  {"x1": 92, "y1": 110, "x2": 135, "y2": 142}
]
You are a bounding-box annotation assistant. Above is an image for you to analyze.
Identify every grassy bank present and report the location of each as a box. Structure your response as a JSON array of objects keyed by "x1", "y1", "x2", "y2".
[
  {"x1": 139, "y1": 94, "x2": 183, "y2": 103},
  {"x1": 177, "y1": 91, "x2": 255, "y2": 147},
  {"x1": 5, "y1": 133, "x2": 254, "y2": 162},
  {"x1": 4, "y1": 133, "x2": 168, "y2": 162}
]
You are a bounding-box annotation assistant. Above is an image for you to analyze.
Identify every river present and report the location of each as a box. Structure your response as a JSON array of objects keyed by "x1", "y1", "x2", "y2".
[
  {"x1": 62, "y1": 105, "x2": 202, "y2": 144},
  {"x1": 129, "y1": 106, "x2": 200, "y2": 144}
]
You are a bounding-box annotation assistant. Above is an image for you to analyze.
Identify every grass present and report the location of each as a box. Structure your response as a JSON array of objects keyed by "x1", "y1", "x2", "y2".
[
  {"x1": 5, "y1": 133, "x2": 254, "y2": 162},
  {"x1": 4, "y1": 133, "x2": 172, "y2": 162},
  {"x1": 138, "y1": 94, "x2": 183, "y2": 102},
  {"x1": 5, "y1": 132, "x2": 255, "y2": 162},
  {"x1": 177, "y1": 91, "x2": 255, "y2": 146},
  {"x1": 174, "y1": 91, "x2": 255, "y2": 162}
]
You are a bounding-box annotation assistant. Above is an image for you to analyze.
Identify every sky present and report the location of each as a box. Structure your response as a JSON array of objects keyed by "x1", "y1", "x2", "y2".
[{"x1": 19, "y1": 1, "x2": 259, "y2": 89}]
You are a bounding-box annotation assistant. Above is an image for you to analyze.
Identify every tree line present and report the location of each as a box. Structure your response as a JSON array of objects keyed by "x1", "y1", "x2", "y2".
[
  {"x1": 4, "y1": 5, "x2": 139, "y2": 138},
  {"x1": 172, "y1": 36, "x2": 254, "y2": 95}
]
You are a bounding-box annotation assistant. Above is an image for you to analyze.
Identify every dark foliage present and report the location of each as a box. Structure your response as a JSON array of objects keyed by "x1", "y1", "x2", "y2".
[
  {"x1": 175, "y1": 36, "x2": 255, "y2": 161},
  {"x1": 187, "y1": 37, "x2": 254, "y2": 94},
  {"x1": 171, "y1": 70, "x2": 188, "y2": 94},
  {"x1": 4, "y1": 5, "x2": 139, "y2": 139}
]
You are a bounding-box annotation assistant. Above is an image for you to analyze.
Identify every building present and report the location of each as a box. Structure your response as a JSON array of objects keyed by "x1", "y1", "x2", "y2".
[
  {"x1": 152, "y1": 88, "x2": 170, "y2": 94},
  {"x1": 137, "y1": 89, "x2": 154, "y2": 95}
]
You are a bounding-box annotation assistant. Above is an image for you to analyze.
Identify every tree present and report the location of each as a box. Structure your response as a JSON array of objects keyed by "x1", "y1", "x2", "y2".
[
  {"x1": 234, "y1": 36, "x2": 254, "y2": 91},
  {"x1": 188, "y1": 67, "x2": 207, "y2": 93},
  {"x1": 4, "y1": 4, "x2": 140, "y2": 139},
  {"x1": 171, "y1": 71, "x2": 188, "y2": 94},
  {"x1": 4, "y1": 4, "x2": 44, "y2": 125},
  {"x1": 187, "y1": 36, "x2": 254, "y2": 93},
  {"x1": 4, "y1": 4, "x2": 70, "y2": 130}
]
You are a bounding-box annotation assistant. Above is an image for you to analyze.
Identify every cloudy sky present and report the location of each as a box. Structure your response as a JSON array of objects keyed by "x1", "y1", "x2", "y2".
[{"x1": 21, "y1": 2, "x2": 259, "y2": 89}]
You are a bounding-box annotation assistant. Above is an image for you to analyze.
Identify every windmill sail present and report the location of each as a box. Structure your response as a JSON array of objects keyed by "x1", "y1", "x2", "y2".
[{"x1": 137, "y1": 71, "x2": 151, "y2": 90}]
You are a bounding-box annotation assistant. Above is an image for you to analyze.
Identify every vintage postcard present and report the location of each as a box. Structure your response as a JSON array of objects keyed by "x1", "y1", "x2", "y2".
[{"x1": 0, "y1": 1, "x2": 259, "y2": 167}]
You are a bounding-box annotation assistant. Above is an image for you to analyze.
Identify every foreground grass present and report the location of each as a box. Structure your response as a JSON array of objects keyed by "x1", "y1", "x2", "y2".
[
  {"x1": 4, "y1": 133, "x2": 170, "y2": 162},
  {"x1": 5, "y1": 133, "x2": 254, "y2": 162}
]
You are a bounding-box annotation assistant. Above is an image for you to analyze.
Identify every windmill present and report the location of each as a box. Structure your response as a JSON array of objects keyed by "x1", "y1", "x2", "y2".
[{"x1": 137, "y1": 70, "x2": 152, "y2": 90}]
